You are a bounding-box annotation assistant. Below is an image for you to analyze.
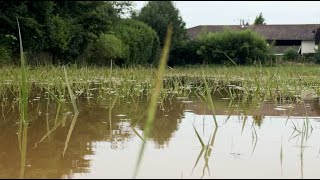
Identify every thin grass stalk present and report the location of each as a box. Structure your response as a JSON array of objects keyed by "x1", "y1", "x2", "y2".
[
  {"x1": 203, "y1": 76, "x2": 218, "y2": 127},
  {"x1": 63, "y1": 66, "x2": 79, "y2": 114},
  {"x1": 63, "y1": 113, "x2": 79, "y2": 157},
  {"x1": 17, "y1": 17, "x2": 28, "y2": 179},
  {"x1": 133, "y1": 24, "x2": 173, "y2": 178}
]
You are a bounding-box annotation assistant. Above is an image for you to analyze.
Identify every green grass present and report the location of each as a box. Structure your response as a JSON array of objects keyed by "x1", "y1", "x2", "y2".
[
  {"x1": 0, "y1": 60, "x2": 319, "y2": 127},
  {"x1": 0, "y1": 65, "x2": 319, "y2": 101},
  {"x1": 17, "y1": 17, "x2": 28, "y2": 179},
  {"x1": 0, "y1": 64, "x2": 318, "y2": 124}
]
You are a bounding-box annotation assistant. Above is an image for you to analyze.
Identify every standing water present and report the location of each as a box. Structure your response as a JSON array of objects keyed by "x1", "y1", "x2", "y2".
[{"x1": 1, "y1": 91, "x2": 320, "y2": 179}]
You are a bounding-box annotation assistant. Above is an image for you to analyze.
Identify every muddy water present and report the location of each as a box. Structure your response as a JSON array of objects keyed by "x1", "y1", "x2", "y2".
[{"x1": 1, "y1": 94, "x2": 320, "y2": 178}]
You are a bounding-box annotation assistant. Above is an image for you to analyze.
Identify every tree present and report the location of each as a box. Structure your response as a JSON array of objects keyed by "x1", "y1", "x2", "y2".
[
  {"x1": 113, "y1": 19, "x2": 160, "y2": 66},
  {"x1": 254, "y1": 13, "x2": 266, "y2": 25},
  {"x1": 0, "y1": 1, "x2": 121, "y2": 65},
  {"x1": 54, "y1": 1, "x2": 117, "y2": 36},
  {"x1": 0, "y1": 1, "x2": 55, "y2": 59},
  {"x1": 135, "y1": 1, "x2": 186, "y2": 49},
  {"x1": 48, "y1": 1, "x2": 118, "y2": 63},
  {"x1": 111, "y1": 1, "x2": 135, "y2": 19},
  {"x1": 84, "y1": 34, "x2": 128, "y2": 66}
]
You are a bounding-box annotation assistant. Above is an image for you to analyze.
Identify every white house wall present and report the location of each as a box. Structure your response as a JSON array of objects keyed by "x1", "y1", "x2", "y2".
[{"x1": 301, "y1": 40, "x2": 316, "y2": 54}]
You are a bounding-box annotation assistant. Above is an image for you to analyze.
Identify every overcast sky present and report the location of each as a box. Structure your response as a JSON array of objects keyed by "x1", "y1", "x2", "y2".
[{"x1": 134, "y1": 1, "x2": 320, "y2": 28}]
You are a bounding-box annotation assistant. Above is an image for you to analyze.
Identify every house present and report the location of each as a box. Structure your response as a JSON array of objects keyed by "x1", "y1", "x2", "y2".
[{"x1": 187, "y1": 24, "x2": 320, "y2": 55}]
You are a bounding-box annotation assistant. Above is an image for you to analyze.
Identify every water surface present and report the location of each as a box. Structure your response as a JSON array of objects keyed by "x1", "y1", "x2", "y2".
[{"x1": 1, "y1": 94, "x2": 320, "y2": 178}]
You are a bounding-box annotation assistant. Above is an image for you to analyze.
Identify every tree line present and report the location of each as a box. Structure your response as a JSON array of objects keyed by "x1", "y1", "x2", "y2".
[{"x1": 0, "y1": 1, "x2": 290, "y2": 67}]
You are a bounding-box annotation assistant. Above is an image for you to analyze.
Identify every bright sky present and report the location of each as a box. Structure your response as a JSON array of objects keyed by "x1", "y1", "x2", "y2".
[{"x1": 134, "y1": 1, "x2": 320, "y2": 28}]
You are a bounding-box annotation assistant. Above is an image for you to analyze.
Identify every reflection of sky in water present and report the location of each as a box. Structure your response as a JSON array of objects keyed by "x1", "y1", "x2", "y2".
[{"x1": 71, "y1": 113, "x2": 320, "y2": 179}]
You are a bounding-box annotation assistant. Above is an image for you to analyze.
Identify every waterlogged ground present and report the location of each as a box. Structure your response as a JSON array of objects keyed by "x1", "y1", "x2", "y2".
[{"x1": 1, "y1": 92, "x2": 320, "y2": 178}]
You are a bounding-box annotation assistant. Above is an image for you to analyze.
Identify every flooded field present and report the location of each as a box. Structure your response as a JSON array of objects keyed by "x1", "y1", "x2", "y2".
[
  {"x1": 1, "y1": 87, "x2": 320, "y2": 178},
  {"x1": 4, "y1": 1, "x2": 320, "y2": 179}
]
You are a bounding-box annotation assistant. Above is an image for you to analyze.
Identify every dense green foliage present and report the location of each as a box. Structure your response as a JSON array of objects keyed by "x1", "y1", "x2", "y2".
[
  {"x1": 0, "y1": 1, "x2": 120, "y2": 64},
  {"x1": 84, "y1": 34, "x2": 127, "y2": 66},
  {"x1": 254, "y1": 13, "x2": 266, "y2": 25},
  {"x1": 114, "y1": 19, "x2": 160, "y2": 66},
  {"x1": 169, "y1": 40, "x2": 201, "y2": 66},
  {"x1": 314, "y1": 50, "x2": 320, "y2": 64},
  {"x1": 2, "y1": 1, "x2": 314, "y2": 67},
  {"x1": 195, "y1": 29, "x2": 271, "y2": 65},
  {"x1": 283, "y1": 47, "x2": 299, "y2": 61},
  {"x1": 0, "y1": 1, "x2": 165, "y2": 66},
  {"x1": 134, "y1": 1, "x2": 186, "y2": 49},
  {"x1": 0, "y1": 45, "x2": 12, "y2": 65}
]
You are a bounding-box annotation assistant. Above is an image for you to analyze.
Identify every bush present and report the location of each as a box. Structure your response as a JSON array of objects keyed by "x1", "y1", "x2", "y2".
[
  {"x1": 196, "y1": 29, "x2": 272, "y2": 65},
  {"x1": 83, "y1": 34, "x2": 127, "y2": 66},
  {"x1": 0, "y1": 46, "x2": 12, "y2": 65},
  {"x1": 283, "y1": 47, "x2": 299, "y2": 61},
  {"x1": 315, "y1": 51, "x2": 320, "y2": 64},
  {"x1": 47, "y1": 15, "x2": 84, "y2": 63},
  {"x1": 113, "y1": 19, "x2": 160, "y2": 66},
  {"x1": 169, "y1": 40, "x2": 202, "y2": 66}
]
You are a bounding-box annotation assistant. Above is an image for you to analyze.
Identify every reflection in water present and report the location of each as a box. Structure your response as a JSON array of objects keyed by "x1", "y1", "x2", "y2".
[
  {"x1": 19, "y1": 122, "x2": 28, "y2": 179},
  {"x1": 252, "y1": 114, "x2": 265, "y2": 127},
  {"x1": 0, "y1": 92, "x2": 320, "y2": 178},
  {"x1": 63, "y1": 113, "x2": 79, "y2": 157},
  {"x1": 201, "y1": 127, "x2": 218, "y2": 178}
]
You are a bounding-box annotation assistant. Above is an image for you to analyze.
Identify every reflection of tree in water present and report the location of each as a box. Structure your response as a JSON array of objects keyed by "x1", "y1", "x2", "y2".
[
  {"x1": 0, "y1": 93, "x2": 186, "y2": 178},
  {"x1": 0, "y1": 96, "x2": 134, "y2": 178},
  {"x1": 131, "y1": 98, "x2": 185, "y2": 149},
  {"x1": 312, "y1": 99, "x2": 320, "y2": 116}
]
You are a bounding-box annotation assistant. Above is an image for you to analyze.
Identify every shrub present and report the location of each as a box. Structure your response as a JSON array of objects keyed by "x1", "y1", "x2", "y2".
[
  {"x1": 283, "y1": 47, "x2": 299, "y2": 61},
  {"x1": 113, "y1": 19, "x2": 160, "y2": 66},
  {"x1": 47, "y1": 15, "x2": 84, "y2": 63},
  {"x1": 196, "y1": 29, "x2": 272, "y2": 65},
  {"x1": 84, "y1": 34, "x2": 128, "y2": 66},
  {"x1": 315, "y1": 51, "x2": 320, "y2": 64},
  {"x1": 169, "y1": 40, "x2": 202, "y2": 66},
  {"x1": 0, "y1": 46, "x2": 12, "y2": 65}
]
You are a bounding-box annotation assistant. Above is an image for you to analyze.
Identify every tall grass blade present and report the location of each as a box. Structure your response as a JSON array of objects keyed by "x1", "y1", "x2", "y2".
[
  {"x1": 133, "y1": 24, "x2": 173, "y2": 178},
  {"x1": 63, "y1": 113, "x2": 79, "y2": 157},
  {"x1": 64, "y1": 66, "x2": 79, "y2": 114},
  {"x1": 109, "y1": 95, "x2": 118, "y2": 136},
  {"x1": 62, "y1": 66, "x2": 80, "y2": 157},
  {"x1": 241, "y1": 116, "x2": 247, "y2": 134},
  {"x1": 192, "y1": 148, "x2": 205, "y2": 174},
  {"x1": 132, "y1": 128, "x2": 145, "y2": 142},
  {"x1": 203, "y1": 76, "x2": 218, "y2": 127},
  {"x1": 34, "y1": 119, "x2": 63, "y2": 149},
  {"x1": 193, "y1": 125, "x2": 205, "y2": 147},
  {"x1": 17, "y1": 17, "x2": 28, "y2": 179},
  {"x1": 280, "y1": 135, "x2": 283, "y2": 175},
  {"x1": 20, "y1": 125, "x2": 27, "y2": 179}
]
